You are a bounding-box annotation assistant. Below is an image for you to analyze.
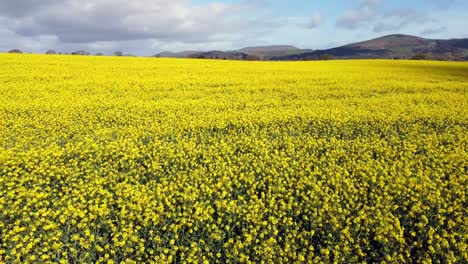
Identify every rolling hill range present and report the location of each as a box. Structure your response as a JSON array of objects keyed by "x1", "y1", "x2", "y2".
[
  {"x1": 237, "y1": 45, "x2": 313, "y2": 60},
  {"x1": 187, "y1": 51, "x2": 250, "y2": 60},
  {"x1": 155, "y1": 45, "x2": 313, "y2": 60},
  {"x1": 154, "y1": 34, "x2": 468, "y2": 61},
  {"x1": 154, "y1": 51, "x2": 200, "y2": 58},
  {"x1": 272, "y1": 34, "x2": 468, "y2": 61},
  {"x1": 155, "y1": 34, "x2": 468, "y2": 61}
]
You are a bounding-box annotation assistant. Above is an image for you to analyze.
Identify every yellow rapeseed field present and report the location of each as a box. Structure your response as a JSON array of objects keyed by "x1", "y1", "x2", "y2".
[{"x1": 0, "y1": 53, "x2": 467, "y2": 263}]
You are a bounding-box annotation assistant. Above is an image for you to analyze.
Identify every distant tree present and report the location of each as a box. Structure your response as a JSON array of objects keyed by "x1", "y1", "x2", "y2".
[
  {"x1": 95, "y1": 53, "x2": 104, "y2": 56},
  {"x1": 452, "y1": 52, "x2": 465, "y2": 61},
  {"x1": 72, "y1": 50, "x2": 90, "y2": 55},
  {"x1": 46, "y1": 50, "x2": 56, "y2": 55},
  {"x1": 431, "y1": 52, "x2": 451, "y2": 61},
  {"x1": 114, "y1": 51, "x2": 123, "y2": 56},
  {"x1": 246, "y1": 55, "x2": 260, "y2": 61},
  {"x1": 8, "y1": 49, "x2": 23, "y2": 53},
  {"x1": 318, "y1": 54, "x2": 335, "y2": 60},
  {"x1": 411, "y1": 53, "x2": 431, "y2": 60}
]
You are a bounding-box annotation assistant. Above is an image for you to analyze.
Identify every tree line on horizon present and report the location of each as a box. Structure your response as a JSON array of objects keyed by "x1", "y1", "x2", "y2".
[
  {"x1": 5, "y1": 48, "x2": 466, "y2": 61},
  {"x1": 6, "y1": 49, "x2": 130, "y2": 57}
]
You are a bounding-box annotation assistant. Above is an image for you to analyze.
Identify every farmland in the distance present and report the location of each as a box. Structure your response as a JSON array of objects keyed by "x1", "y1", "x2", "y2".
[{"x1": 0, "y1": 54, "x2": 467, "y2": 263}]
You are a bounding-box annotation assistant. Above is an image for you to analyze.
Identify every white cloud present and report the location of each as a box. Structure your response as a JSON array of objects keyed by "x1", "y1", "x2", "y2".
[
  {"x1": 424, "y1": 0, "x2": 455, "y2": 9},
  {"x1": 420, "y1": 26, "x2": 446, "y2": 35},
  {"x1": 336, "y1": 3, "x2": 376, "y2": 29},
  {"x1": 308, "y1": 12, "x2": 323, "y2": 28},
  {"x1": 0, "y1": 0, "x2": 274, "y2": 44},
  {"x1": 336, "y1": 0, "x2": 432, "y2": 33}
]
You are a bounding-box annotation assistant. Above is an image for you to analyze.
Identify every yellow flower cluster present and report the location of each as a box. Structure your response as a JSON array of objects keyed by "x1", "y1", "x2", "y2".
[{"x1": 0, "y1": 54, "x2": 467, "y2": 263}]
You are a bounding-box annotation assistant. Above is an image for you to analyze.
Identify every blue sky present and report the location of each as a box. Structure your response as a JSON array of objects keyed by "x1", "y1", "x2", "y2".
[{"x1": 0, "y1": 0, "x2": 467, "y2": 55}]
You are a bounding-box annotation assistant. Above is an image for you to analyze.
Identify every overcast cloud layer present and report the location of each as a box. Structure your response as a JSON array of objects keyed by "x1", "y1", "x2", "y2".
[{"x1": 0, "y1": 0, "x2": 467, "y2": 55}]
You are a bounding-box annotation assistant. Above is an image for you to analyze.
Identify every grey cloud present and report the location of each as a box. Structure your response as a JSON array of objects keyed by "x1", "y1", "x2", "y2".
[
  {"x1": 336, "y1": 1, "x2": 377, "y2": 30},
  {"x1": 363, "y1": 0, "x2": 384, "y2": 7},
  {"x1": 0, "y1": 24, "x2": 59, "y2": 52},
  {"x1": 0, "y1": 0, "x2": 62, "y2": 17},
  {"x1": 1, "y1": 0, "x2": 276, "y2": 44},
  {"x1": 372, "y1": 23, "x2": 398, "y2": 33},
  {"x1": 420, "y1": 26, "x2": 446, "y2": 35},
  {"x1": 337, "y1": 0, "x2": 433, "y2": 33},
  {"x1": 373, "y1": 9, "x2": 431, "y2": 32},
  {"x1": 424, "y1": 0, "x2": 455, "y2": 9},
  {"x1": 307, "y1": 12, "x2": 323, "y2": 29}
]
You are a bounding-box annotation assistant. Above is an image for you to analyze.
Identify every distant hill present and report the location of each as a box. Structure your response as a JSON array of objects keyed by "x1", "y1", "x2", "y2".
[
  {"x1": 187, "y1": 51, "x2": 250, "y2": 60},
  {"x1": 154, "y1": 51, "x2": 200, "y2": 58},
  {"x1": 347, "y1": 34, "x2": 430, "y2": 50},
  {"x1": 155, "y1": 50, "x2": 250, "y2": 60},
  {"x1": 273, "y1": 34, "x2": 468, "y2": 61},
  {"x1": 155, "y1": 45, "x2": 313, "y2": 60},
  {"x1": 238, "y1": 45, "x2": 298, "y2": 53},
  {"x1": 236, "y1": 45, "x2": 313, "y2": 60},
  {"x1": 152, "y1": 34, "x2": 467, "y2": 61}
]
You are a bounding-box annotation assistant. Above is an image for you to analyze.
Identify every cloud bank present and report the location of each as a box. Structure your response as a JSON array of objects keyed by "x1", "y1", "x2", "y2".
[
  {"x1": 1, "y1": 0, "x2": 270, "y2": 43},
  {"x1": 0, "y1": 0, "x2": 465, "y2": 54}
]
